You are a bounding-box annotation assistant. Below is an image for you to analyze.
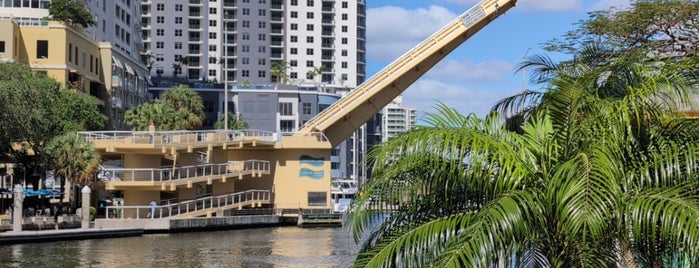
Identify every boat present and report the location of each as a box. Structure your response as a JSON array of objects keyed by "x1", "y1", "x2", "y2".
[{"x1": 330, "y1": 179, "x2": 358, "y2": 213}]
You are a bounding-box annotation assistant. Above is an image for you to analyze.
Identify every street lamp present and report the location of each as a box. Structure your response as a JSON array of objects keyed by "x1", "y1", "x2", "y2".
[{"x1": 224, "y1": 28, "x2": 229, "y2": 130}]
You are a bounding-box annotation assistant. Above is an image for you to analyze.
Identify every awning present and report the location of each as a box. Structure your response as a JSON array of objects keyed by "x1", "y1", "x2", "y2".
[
  {"x1": 111, "y1": 56, "x2": 123, "y2": 69},
  {"x1": 124, "y1": 63, "x2": 135, "y2": 75}
]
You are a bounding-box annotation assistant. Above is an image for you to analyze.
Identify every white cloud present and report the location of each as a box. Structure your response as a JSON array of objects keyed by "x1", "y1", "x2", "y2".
[
  {"x1": 442, "y1": 0, "x2": 583, "y2": 12},
  {"x1": 427, "y1": 59, "x2": 513, "y2": 83},
  {"x1": 367, "y1": 5, "x2": 457, "y2": 62},
  {"x1": 402, "y1": 79, "x2": 513, "y2": 119}
]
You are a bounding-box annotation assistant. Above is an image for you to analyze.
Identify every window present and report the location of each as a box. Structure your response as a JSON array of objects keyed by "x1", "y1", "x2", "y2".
[
  {"x1": 290, "y1": 36, "x2": 297, "y2": 42},
  {"x1": 242, "y1": 45, "x2": 250, "y2": 52},
  {"x1": 341, "y1": 49, "x2": 347, "y2": 56},
  {"x1": 174, "y1": 42, "x2": 182, "y2": 49},
  {"x1": 36, "y1": 40, "x2": 48, "y2": 59},
  {"x1": 242, "y1": 21, "x2": 250, "y2": 28},
  {"x1": 306, "y1": 36, "x2": 314, "y2": 43},
  {"x1": 68, "y1": 44, "x2": 72, "y2": 62},
  {"x1": 306, "y1": 24, "x2": 314, "y2": 31},
  {"x1": 258, "y1": 46, "x2": 266, "y2": 53},
  {"x1": 279, "y1": 102, "x2": 293, "y2": 115},
  {"x1": 175, "y1": 29, "x2": 182, "y2": 36},
  {"x1": 156, "y1": 42, "x2": 164, "y2": 49},
  {"x1": 209, "y1": 32, "x2": 217, "y2": 39},
  {"x1": 175, "y1": 17, "x2": 182, "y2": 24},
  {"x1": 242, "y1": 8, "x2": 249, "y2": 15},
  {"x1": 259, "y1": 0, "x2": 266, "y2": 3},
  {"x1": 342, "y1": 13, "x2": 348, "y2": 20},
  {"x1": 258, "y1": 33, "x2": 266, "y2": 41},
  {"x1": 341, "y1": 74, "x2": 348, "y2": 81},
  {"x1": 175, "y1": 4, "x2": 182, "y2": 11},
  {"x1": 209, "y1": 45, "x2": 216, "y2": 52},
  {"x1": 341, "y1": 61, "x2": 347, "y2": 68},
  {"x1": 258, "y1": 21, "x2": 266, "y2": 28},
  {"x1": 289, "y1": 60, "x2": 297, "y2": 67},
  {"x1": 306, "y1": 12, "x2": 313, "y2": 19},
  {"x1": 258, "y1": 9, "x2": 266, "y2": 16},
  {"x1": 290, "y1": 72, "x2": 297, "y2": 79},
  {"x1": 242, "y1": 57, "x2": 249, "y2": 64},
  {"x1": 306, "y1": 60, "x2": 313, "y2": 67},
  {"x1": 209, "y1": 69, "x2": 216, "y2": 76},
  {"x1": 342, "y1": 25, "x2": 348, "y2": 32},
  {"x1": 341, "y1": 37, "x2": 347, "y2": 44},
  {"x1": 241, "y1": 70, "x2": 250, "y2": 77},
  {"x1": 290, "y1": 23, "x2": 298, "y2": 30},
  {"x1": 209, "y1": 20, "x2": 217, "y2": 27},
  {"x1": 290, "y1": 48, "x2": 297, "y2": 54},
  {"x1": 258, "y1": 70, "x2": 266, "y2": 78},
  {"x1": 258, "y1": 58, "x2": 266, "y2": 65},
  {"x1": 290, "y1": 0, "x2": 297, "y2": 5},
  {"x1": 306, "y1": 48, "x2": 313, "y2": 55},
  {"x1": 308, "y1": 192, "x2": 326, "y2": 206},
  {"x1": 342, "y1": 1, "x2": 347, "y2": 8},
  {"x1": 156, "y1": 3, "x2": 164, "y2": 11},
  {"x1": 209, "y1": 8, "x2": 217, "y2": 14},
  {"x1": 280, "y1": 120, "x2": 294, "y2": 132},
  {"x1": 209, "y1": 57, "x2": 217, "y2": 64},
  {"x1": 157, "y1": 16, "x2": 164, "y2": 23},
  {"x1": 306, "y1": 0, "x2": 313, "y2": 7},
  {"x1": 156, "y1": 29, "x2": 164, "y2": 36},
  {"x1": 156, "y1": 56, "x2": 164, "y2": 62},
  {"x1": 242, "y1": 33, "x2": 250, "y2": 40},
  {"x1": 290, "y1": 11, "x2": 297, "y2": 18},
  {"x1": 302, "y1": 103, "x2": 311, "y2": 115}
]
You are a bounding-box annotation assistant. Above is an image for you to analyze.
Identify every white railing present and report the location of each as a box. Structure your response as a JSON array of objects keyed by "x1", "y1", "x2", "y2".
[
  {"x1": 105, "y1": 190, "x2": 271, "y2": 219},
  {"x1": 77, "y1": 129, "x2": 278, "y2": 145},
  {"x1": 98, "y1": 160, "x2": 271, "y2": 182}
]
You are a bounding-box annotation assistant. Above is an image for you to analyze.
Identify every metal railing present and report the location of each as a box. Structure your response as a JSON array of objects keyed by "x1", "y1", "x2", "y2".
[
  {"x1": 98, "y1": 160, "x2": 271, "y2": 183},
  {"x1": 105, "y1": 190, "x2": 271, "y2": 219},
  {"x1": 78, "y1": 129, "x2": 278, "y2": 145}
]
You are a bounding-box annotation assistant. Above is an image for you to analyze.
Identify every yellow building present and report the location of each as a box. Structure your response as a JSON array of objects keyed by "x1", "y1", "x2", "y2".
[{"x1": 0, "y1": 15, "x2": 150, "y2": 129}]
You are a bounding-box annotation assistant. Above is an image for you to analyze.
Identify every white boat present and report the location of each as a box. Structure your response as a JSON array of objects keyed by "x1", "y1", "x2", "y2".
[{"x1": 331, "y1": 179, "x2": 358, "y2": 213}]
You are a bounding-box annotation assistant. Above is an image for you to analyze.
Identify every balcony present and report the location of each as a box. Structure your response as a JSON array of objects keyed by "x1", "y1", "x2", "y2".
[
  {"x1": 189, "y1": 0, "x2": 202, "y2": 5},
  {"x1": 223, "y1": 0, "x2": 237, "y2": 8}
]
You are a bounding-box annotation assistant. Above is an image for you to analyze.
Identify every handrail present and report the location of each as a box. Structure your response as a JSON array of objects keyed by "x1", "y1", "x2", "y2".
[
  {"x1": 77, "y1": 129, "x2": 279, "y2": 145},
  {"x1": 105, "y1": 190, "x2": 271, "y2": 219},
  {"x1": 98, "y1": 160, "x2": 271, "y2": 182}
]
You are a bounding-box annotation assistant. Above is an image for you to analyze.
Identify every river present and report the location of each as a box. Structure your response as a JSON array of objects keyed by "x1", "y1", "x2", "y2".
[{"x1": 0, "y1": 226, "x2": 367, "y2": 268}]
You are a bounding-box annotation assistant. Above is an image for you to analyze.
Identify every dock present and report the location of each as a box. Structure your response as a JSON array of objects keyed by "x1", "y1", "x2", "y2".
[
  {"x1": 296, "y1": 212, "x2": 343, "y2": 227},
  {"x1": 0, "y1": 228, "x2": 144, "y2": 245}
]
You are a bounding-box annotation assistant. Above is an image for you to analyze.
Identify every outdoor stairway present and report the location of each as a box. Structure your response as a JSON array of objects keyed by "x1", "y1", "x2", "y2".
[{"x1": 104, "y1": 190, "x2": 272, "y2": 219}]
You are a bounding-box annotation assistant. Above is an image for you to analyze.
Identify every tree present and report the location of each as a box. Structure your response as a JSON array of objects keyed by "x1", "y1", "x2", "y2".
[
  {"x1": 47, "y1": 0, "x2": 96, "y2": 28},
  {"x1": 214, "y1": 112, "x2": 249, "y2": 130},
  {"x1": 270, "y1": 60, "x2": 292, "y2": 87},
  {"x1": 544, "y1": 0, "x2": 699, "y2": 60},
  {"x1": 348, "y1": 37, "x2": 699, "y2": 267},
  {"x1": 50, "y1": 90, "x2": 108, "y2": 133},
  {"x1": 124, "y1": 85, "x2": 204, "y2": 130},
  {"x1": 307, "y1": 65, "x2": 325, "y2": 83},
  {"x1": 43, "y1": 133, "x2": 101, "y2": 205}
]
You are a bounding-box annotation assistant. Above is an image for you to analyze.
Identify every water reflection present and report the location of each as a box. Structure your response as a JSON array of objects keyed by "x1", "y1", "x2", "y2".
[{"x1": 0, "y1": 226, "x2": 364, "y2": 268}]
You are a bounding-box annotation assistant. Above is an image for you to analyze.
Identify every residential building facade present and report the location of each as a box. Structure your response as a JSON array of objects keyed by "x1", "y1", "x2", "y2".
[{"x1": 381, "y1": 96, "x2": 417, "y2": 142}]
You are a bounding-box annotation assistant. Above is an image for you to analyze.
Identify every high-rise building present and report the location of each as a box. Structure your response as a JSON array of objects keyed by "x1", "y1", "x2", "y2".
[
  {"x1": 0, "y1": 0, "x2": 152, "y2": 130},
  {"x1": 381, "y1": 96, "x2": 417, "y2": 142},
  {"x1": 141, "y1": 0, "x2": 366, "y2": 87}
]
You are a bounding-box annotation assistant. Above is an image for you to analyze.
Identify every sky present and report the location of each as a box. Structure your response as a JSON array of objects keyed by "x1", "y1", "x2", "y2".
[{"x1": 365, "y1": 0, "x2": 632, "y2": 120}]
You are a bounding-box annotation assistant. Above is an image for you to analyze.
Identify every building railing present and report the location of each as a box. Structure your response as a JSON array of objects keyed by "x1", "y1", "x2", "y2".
[
  {"x1": 77, "y1": 129, "x2": 278, "y2": 145},
  {"x1": 105, "y1": 190, "x2": 271, "y2": 219},
  {"x1": 98, "y1": 160, "x2": 271, "y2": 183}
]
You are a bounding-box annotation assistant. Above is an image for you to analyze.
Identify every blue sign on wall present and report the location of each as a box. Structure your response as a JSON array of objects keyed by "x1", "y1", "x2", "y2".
[{"x1": 299, "y1": 155, "x2": 324, "y2": 179}]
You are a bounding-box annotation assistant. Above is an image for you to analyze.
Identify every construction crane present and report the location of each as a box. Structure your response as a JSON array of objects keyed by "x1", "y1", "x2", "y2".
[{"x1": 298, "y1": 0, "x2": 518, "y2": 146}]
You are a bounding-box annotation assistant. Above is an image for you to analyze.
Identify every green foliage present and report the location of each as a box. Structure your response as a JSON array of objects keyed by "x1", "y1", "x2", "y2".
[
  {"x1": 544, "y1": 0, "x2": 699, "y2": 60},
  {"x1": 124, "y1": 85, "x2": 204, "y2": 130},
  {"x1": 50, "y1": 90, "x2": 108, "y2": 133},
  {"x1": 270, "y1": 60, "x2": 292, "y2": 84},
  {"x1": 47, "y1": 0, "x2": 96, "y2": 28},
  {"x1": 44, "y1": 133, "x2": 100, "y2": 193},
  {"x1": 214, "y1": 112, "x2": 250, "y2": 130}
]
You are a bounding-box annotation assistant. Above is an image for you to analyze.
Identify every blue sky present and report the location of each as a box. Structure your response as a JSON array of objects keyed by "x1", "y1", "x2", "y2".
[{"x1": 365, "y1": 0, "x2": 631, "y2": 119}]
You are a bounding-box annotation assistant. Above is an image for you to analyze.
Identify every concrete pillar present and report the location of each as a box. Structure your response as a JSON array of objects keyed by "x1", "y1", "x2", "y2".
[
  {"x1": 12, "y1": 184, "x2": 23, "y2": 232},
  {"x1": 81, "y1": 186, "x2": 91, "y2": 229}
]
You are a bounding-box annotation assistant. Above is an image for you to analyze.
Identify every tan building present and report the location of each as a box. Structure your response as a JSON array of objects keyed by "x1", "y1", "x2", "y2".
[{"x1": 0, "y1": 13, "x2": 151, "y2": 130}]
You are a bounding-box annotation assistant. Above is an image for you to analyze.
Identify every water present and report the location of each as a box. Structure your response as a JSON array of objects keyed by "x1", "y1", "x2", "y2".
[{"x1": 0, "y1": 226, "x2": 366, "y2": 268}]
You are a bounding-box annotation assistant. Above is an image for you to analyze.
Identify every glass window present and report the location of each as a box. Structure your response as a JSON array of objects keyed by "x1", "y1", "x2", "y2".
[{"x1": 36, "y1": 40, "x2": 48, "y2": 58}]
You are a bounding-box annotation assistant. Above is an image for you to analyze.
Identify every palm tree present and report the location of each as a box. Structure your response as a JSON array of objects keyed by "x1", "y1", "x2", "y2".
[
  {"x1": 270, "y1": 60, "x2": 292, "y2": 88},
  {"x1": 307, "y1": 65, "x2": 325, "y2": 83},
  {"x1": 43, "y1": 133, "x2": 101, "y2": 206},
  {"x1": 347, "y1": 55, "x2": 699, "y2": 266},
  {"x1": 214, "y1": 112, "x2": 249, "y2": 130}
]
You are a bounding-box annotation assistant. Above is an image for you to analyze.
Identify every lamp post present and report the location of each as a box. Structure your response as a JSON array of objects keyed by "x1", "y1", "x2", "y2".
[{"x1": 224, "y1": 28, "x2": 229, "y2": 130}]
